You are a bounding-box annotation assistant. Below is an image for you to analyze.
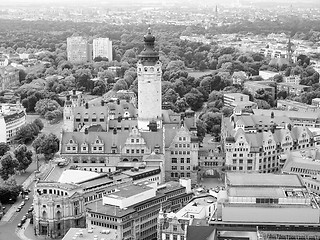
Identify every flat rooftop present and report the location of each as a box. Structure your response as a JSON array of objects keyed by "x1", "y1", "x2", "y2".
[
  {"x1": 86, "y1": 200, "x2": 135, "y2": 217},
  {"x1": 122, "y1": 167, "x2": 159, "y2": 177},
  {"x1": 62, "y1": 227, "x2": 118, "y2": 240},
  {"x1": 227, "y1": 173, "x2": 304, "y2": 188},
  {"x1": 107, "y1": 183, "x2": 153, "y2": 200}
]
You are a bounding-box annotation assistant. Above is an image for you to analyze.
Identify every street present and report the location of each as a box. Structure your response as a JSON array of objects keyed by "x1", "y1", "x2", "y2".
[{"x1": 0, "y1": 183, "x2": 35, "y2": 240}]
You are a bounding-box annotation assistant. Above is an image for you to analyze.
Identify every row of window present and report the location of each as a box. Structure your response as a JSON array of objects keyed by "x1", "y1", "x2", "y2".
[
  {"x1": 90, "y1": 213, "x2": 118, "y2": 222},
  {"x1": 41, "y1": 188, "x2": 68, "y2": 196},
  {"x1": 126, "y1": 149, "x2": 146, "y2": 154},
  {"x1": 165, "y1": 234, "x2": 185, "y2": 240},
  {"x1": 174, "y1": 143, "x2": 190, "y2": 148},
  {"x1": 171, "y1": 158, "x2": 191, "y2": 164},
  {"x1": 135, "y1": 197, "x2": 166, "y2": 212},
  {"x1": 171, "y1": 151, "x2": 191, "y2": 155},
  {"x1": 290, "y1": 167, "x2": 320, "y2": 176},
  {"x1": 170, "y1": 172, "x2": 191, "y2": 178},
  {"x1": 90, "y1": 220, "x2": 118, "y2": 229},
  {"x1": 172, "y1": 166, "x2": 190, "y2": 171}
]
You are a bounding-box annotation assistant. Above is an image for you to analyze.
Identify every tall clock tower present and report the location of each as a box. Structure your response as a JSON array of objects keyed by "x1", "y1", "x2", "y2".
[{"x1": 137, "y1": 28, "x2": 162, "y2": 131}]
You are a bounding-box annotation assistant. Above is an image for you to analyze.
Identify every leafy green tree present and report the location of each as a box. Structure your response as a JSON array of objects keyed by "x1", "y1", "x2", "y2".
[
  {"x1": 92, "y1": 80, "x2": 106, "y2": 96},
  {"x1": 14, "y1": 144, "x2": 33, "y2": 172},
  {"x1": 32, "y1": 133, "x2": 60, "y2": 160},
  {"x1": 185, "y1": 88, "x2": 205, "y2": 111},
  {"x1": 0, "y1": 178, "x2": 23, "y2": 204},
  {"x1": 113, "y1": 79, "x2": 128, "y2": 91},
  {"x1": 98, "y1": 70, "x2": 115, "y2": 83},
  {"x1": 34, "y1": 98, "x2": 61, "y2": 117},
  {"x1": 196, "y1": 120, "x2": 206, "y2": 143},
  {"x1": 166, "y1": 60, "x2": 185, "y2": 72},
  {"x1": 33, "y1": 118, "x2": 44, "y2": 131},
  {"x1": 0, "y1": 154, "x2": 18, "y2": 180},
  {"x1": 14, "y1": 122, "x2": 40, "y2": 144},
  {"x1": 0, "y1": 142, "x2": 10, "y2": 157}
]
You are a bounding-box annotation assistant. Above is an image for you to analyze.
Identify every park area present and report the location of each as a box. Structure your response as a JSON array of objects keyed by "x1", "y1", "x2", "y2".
[{"x1": 25, "y1": 114, "x2": 64, "y2": 139}]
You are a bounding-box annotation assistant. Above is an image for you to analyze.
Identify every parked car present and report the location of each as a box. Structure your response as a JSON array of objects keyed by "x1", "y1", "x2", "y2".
[
  {"x1": 17, "y1": 223, "x2": 22, "y2": 228},
  {"x1": 16, "y1": 207, "x2": 21, "y2": 212},
  {"x1": 24, "y1": 196, "x2": 29, "y2": 201},
  {"x1": 21, "y1": 201, "x2": 25, "y2": 206}
]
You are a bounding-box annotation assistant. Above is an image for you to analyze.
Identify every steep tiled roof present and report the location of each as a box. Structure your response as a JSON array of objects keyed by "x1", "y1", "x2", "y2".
[{"x1": 61, "y1": 128, "x2": 164, "y2": 154}]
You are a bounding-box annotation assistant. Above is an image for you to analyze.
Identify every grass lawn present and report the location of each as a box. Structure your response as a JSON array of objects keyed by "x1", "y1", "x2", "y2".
[
  {"x1": 187, "y1": 69, "x2": 212, "y2": 78},
  {"x1": 25, "y1": 114, "x2": 64, "y2": 140}
]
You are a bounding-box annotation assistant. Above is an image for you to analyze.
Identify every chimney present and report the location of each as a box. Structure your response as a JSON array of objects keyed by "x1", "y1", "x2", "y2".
[
  {"x1": 118, "y1": 116, "x2": 122, "y2": 123},
  {"x1": 84, "y1": 128, "x2": 88, "y2": 134},
  {"x1": 271, "y1": 111, "x2": 274, "y2": 119},
  {"x1": 113, "y1": 127, "x2": 117, "y2": 135},
  {"x1": 101, "y1": 100, "x2": 104, "y2": 106},
  {"x1": 73, "y1": 89, "x2": 76, "y2": 95},
  {"x1": 85, "y1": 103, "x2": 89, "y2": 109},
  {"x1": 66, "y1": 95, "x2": 70, "y2": 101},
  {"x1": 117, "y1": 99, "x2": 120, "y2": 105}
]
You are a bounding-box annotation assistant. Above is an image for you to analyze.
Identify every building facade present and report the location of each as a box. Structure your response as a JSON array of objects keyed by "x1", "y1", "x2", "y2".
[
  {"x1": 222, "y1": 111, "x2": 314, "y2": 173},
  {"x1": 86, "y1": 180, "x2": 193, "y2": 240},
  {"x1": 92, "y1": 38, "x2": 113, "y2": 61},
  {"x1": 0, "y1": 103, "x2": 26, "y2": 143},
  {"x1": 0, "y1": 66, "x2": 19, "y2": 91},
  {"x1": 67, "y1": 36, "x2": 92, "y2": 64},
  {"x1": 137, "y1": 28, "x2": 162, "y2": 131},
  {"x1": 210, "y1": 173, "x2": 320, "y2": 231}
]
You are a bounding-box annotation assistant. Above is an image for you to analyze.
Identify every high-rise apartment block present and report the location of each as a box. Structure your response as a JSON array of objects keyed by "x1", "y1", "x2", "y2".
[
  {"x1": 92, "y1": 38, "x2": 113, "y2": 61},
  {"x1": 67, "y1": 36, "x2": 92, "y2": 64}
]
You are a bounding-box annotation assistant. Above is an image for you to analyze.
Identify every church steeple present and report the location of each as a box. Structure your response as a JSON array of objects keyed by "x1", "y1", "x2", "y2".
[{"x1": 138, "y1": 27, "x2": 159, "y2": 63}]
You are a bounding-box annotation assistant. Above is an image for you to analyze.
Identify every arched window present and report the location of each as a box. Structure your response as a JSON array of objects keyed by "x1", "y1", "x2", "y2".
[{"x1": 56, "y1": 211, "x2": 61, "y2": 220}]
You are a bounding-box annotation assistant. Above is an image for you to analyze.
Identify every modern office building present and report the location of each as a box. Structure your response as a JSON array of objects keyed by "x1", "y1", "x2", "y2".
[
  {"x1": 67, "y1": 36, "x2": 92, "y2": 64},
  {"x1": 86, "y1": 179, "x2": 193, "y2": 240},
  {"x1": 92, "y1": 38, "x2": 113, "y2": 61},
  {"x1": 0, "y1": 66, "x2": 19, "y2": 91},
  {"x1": 223, "y1": 93, "x2": 249, "y2": 107},
  {"x1": 0, "y1": 103, "x2": 26, "y2": 143},
  {"x1": 209, "y1": 173, "x2": 320, "y2": 231}
]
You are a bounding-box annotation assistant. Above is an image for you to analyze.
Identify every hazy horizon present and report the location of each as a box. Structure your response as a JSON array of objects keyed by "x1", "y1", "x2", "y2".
[{"x1": 0, "y1": 0, "x2": 319, "y2": 8}]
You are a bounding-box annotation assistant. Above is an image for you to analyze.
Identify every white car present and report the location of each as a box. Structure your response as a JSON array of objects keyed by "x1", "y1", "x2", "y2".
[{"x1": 24, "y1": 196, "x2": 29, "y2": 201}]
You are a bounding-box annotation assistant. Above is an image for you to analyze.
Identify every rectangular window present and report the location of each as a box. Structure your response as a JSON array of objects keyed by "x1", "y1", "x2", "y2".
[
  {"x1": 131, "y1": 149, "x2": 134, "y2": 154},
  {"x1": 187, "y1": 158, "x2": 190, "y2": 163},
  {"x1": 131, "y1": 139, "x2": 134, "y2": 143},
  {"x1": 180, "y1": 166, "x2": 184, "y2": 170},
  {"x1": 180, "y1": 158, "x2": 184, "y2": 163},
  {"x1": 141, "y1": 149, "x2": 144, "y2": 154},
  {"x1": 172, "y1": 158, "x2": 177, "y2": 163}
]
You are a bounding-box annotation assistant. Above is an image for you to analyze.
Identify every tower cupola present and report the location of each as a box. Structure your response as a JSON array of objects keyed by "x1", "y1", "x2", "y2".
[{"x1": 138, "y1": 28, "x2": 159, "y2": 63}]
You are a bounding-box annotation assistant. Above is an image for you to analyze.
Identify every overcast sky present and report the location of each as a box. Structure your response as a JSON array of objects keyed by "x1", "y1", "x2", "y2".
[{"x1": 1, "y1": 0, "x2": 319, "y2": 8}]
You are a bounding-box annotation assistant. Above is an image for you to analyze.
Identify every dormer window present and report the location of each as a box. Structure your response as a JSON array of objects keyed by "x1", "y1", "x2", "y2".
[
  {"x1": 96, "y1": 140, "x2": 99, "y2": 144},
  {"x1": 69, "y1": 139, "x2": 73, "y2": 144}
]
